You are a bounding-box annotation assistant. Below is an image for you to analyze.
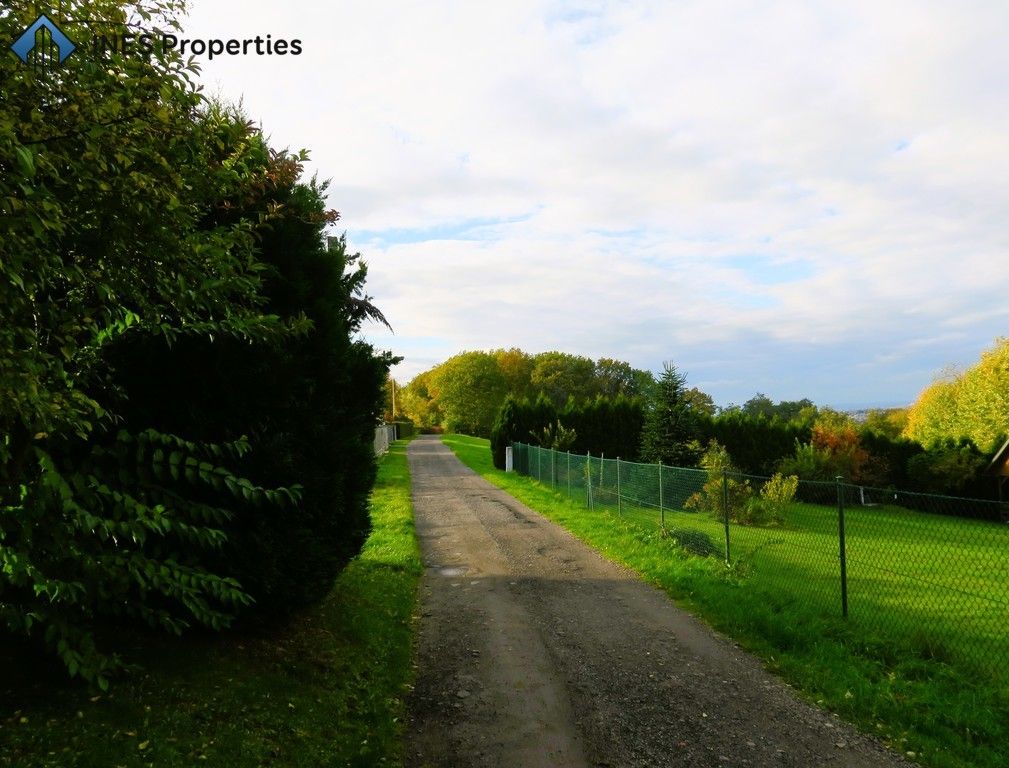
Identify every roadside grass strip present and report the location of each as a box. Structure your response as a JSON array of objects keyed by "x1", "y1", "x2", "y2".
[
  {"x1": 443, "y1": 433, "x2": 1008, "y2": 768},
  {"x1": 0, "y1": 439, "x2": 421, "y2": 768}
]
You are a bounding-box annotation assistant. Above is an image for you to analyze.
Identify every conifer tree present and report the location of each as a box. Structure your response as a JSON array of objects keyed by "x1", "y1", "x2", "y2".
[{"x1": 639, "y1": 363, "x2": 701, "y2": 467}]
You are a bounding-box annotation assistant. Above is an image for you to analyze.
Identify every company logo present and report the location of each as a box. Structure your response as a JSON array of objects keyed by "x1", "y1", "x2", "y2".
[
  {"x1": 10, "y1": 13, "x2": 76, "y2": 67},
  {"x1": 8, "y1": 11, "x2": 301, "y2": 70}
]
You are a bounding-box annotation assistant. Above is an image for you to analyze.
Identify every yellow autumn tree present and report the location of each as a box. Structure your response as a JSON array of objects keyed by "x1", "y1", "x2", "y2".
[{"x1": 904, "y1": 338, "x2": 1009, "y2": 453}]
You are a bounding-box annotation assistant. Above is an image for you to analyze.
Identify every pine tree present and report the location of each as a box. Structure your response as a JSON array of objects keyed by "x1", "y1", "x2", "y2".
[{"x1": 639, "y1": 362, "x2": 701, "y2": 467}]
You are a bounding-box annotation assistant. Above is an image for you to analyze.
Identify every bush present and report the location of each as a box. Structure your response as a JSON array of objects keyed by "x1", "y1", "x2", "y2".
[
  {"x1": 685, "y1": 440, "x2": 754, "y2": 522},
  {"x1": 108, "y1": 170, "x2": 393, "y2": 615},
  {"x1": 697, "y1": 411, "x2": 811, "y2": 475},
  {"x1": 906, "y1": 439, "x2": 988, "y2": 496},
  {"x1": 490, "y1": 394, "x2": 644, "y2": 469},
  {"x1": 531, "y1": 420, "x2": 578, "y2": 451},
  {"x1": 744, "y1": 472, "x2": 798, "y2": 526},
  {"x1": 667, "y1": 527, "x2": 716, "y2": 557}
]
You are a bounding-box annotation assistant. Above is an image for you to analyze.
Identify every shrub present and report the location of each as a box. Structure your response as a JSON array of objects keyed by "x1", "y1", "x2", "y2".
[
  {"x1": 667, "y1": 527, "x2": 716, "y2": 557},
  {"x1": 778, "y1": 441, "x2": 838, "y2": 481},
  {"x1": 745, "y1": 472, "x2": 798, "y2": 526},
  {"x1": 685, "y1": 440, "x2": 754, "y2": 522},
  {"x1": 531, "y1": 420, "x2": 578, "y2": 451},
  {"x1": 108, "y1": 176, "x2": 393, "y2": 615},
  {"x1": 906, "y1": 439, "x2": 987, "y2": 495}
]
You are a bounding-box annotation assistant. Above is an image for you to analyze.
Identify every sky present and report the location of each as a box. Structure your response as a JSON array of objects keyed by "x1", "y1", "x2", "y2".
[{"x1": 181, "y1": 0, "x2": 1009, "y2": 410}]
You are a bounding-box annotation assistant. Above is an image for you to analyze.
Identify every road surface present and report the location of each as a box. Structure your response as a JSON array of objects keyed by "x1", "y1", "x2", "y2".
[{"x1": 406, "y1": 435, "x2": 910, "y2": 768}]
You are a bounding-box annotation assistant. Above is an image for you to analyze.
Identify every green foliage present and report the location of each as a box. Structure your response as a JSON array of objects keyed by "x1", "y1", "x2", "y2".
[
  {"x1": 400, "y1": 371, "x2": 443, "y2": 429},
  {"x1": 529, "y1": 352, "x2": 598, "y2": 407},
  {"x1": 0, "y1": 3, "x2": 285, "y2": 461},
  {"x1": 750, "y1": 472, "x2": 798, "y2": 525},
  {"x1": 777, "y1": 441, "x2": 838, "y2": 481},
  {"x1": 905, "y1": 339, "x2": 1009, "y2": 454},
  {"x1": 429, "y1": 351, "x2": 508, "y2": 437},
  {"x1": 862, "y1": 408, "x2": 909, "y2": 439},
  {"x1": 0, "y1": 441, "x2": 422, "y2": 767},
  {"x1": 595, "y1": 358, "x2": 655, "y2": 400},
  {"x1": 531, "y1": 420, "x2": 578, "y2": 451},
  {"x1": 683, "y1": 387, "x2": 717, "y2": 417},
  {"x1": 726, "y1": 393, "x2": 817, "y2": 424},
  {"x1": 639, "y1": 362, "x2": 702, "y2": 467},
  {"x1": 490, "y1": 393, "x2": 644, "y2": 469},
  {"x1": 0, "y1": 428, "x2": 286, "y2": 689},
  {"x1": 685, "y1": 440, "x2": 754, "y2": 522},
  {"x1": 561, "y1": 394, "x2": 645, "y2": 460},
  {"x1": 1, "y1": 2, "x2": 390, "y2": 681},
  {"x1": 0, "y1": 1, "x2": 299, "y2": 684},
  {"x1": 698, "y1": 410, "x2": 812, "y2": 475},
  {"x1": 107, "y1": 167, "x2": 394, "y2": 613},
  {"x1": 906, "y1": 440, "x2": 988, "y2": 496},
  {"x1": 408, "y1": 349, "x2": 652, "y2": 434},
  {"x1": 666, "y1": 527, "x2": 716, "y2": 557}
]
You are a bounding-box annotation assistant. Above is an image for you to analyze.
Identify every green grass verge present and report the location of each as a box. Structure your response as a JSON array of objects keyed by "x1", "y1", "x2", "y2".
[
  {"x1": 443, "y1": 433, "x2": 1008, "y2": 768},
  {"x1": 1, "y1": 439, "x2": 421, "y2": 768}
]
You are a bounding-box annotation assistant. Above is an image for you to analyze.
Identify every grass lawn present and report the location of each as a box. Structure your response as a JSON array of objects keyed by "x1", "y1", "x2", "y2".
[
  {"x1": 0, "y1": 439, "x2": 421, "y2": 768},
  {"x1": 444, "y1": 433, "x2": 1009, "y2": 768}
]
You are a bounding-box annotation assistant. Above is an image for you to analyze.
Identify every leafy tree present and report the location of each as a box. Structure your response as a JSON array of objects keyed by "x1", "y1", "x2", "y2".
[
  {"x1": 776, "y1": 399, "x2": 817, "y2": 423},
  {"x1": 594, "y1": 358, "x2": 653, "y2": 399},
  {"x1": 400, "y1": 371, "x2": 443, "y2": 429},
  {"x1": 639, "y1": 363, "x2": 701, "y2": 467},
  {"x1": 429, "y1": 352, "x2": 507, "y2": 436},
  {"x1": 905, "y1": 340, "x2": 1009, "y2": 454},
  {"x1": 740, "y1": 393, "x2": 816, "y2": 423},
  {"x1": 863, "y1": 408, "x2": 909, "y2": 439},
  {"x1": 778, "y1": 415, "x2": 884, "y2": 483},
  {"x1": 906, "y1": 439, "x2": 988, "y2": 495},
  {"x1": 493, "y1": 348, "x2": 535, "y2": 400},
  {"x1": 741, "y1": 393, "x2": 776, "y2": 419},
  {"x1": 530, "y1": 352, "x2": 597, "y2": 407},
  {"x1": 684, "y1": 387, "x2": 717, "y2": 417},
  {"x1": 1, "y1": 1, "x2": 297, "y2": 683}
]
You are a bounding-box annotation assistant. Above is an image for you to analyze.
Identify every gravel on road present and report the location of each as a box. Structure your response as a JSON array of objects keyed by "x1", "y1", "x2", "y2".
[{"x1": 406, "y1": 435, "x2": 913, "y2": 768}]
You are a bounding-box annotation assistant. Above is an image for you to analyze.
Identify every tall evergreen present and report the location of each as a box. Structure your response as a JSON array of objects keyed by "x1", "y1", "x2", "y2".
[{"x1": 639, "y1": 363, "x2": 701, "y2": 467}]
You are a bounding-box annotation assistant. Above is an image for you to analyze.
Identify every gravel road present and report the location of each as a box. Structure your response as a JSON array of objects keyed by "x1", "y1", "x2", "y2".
[{"x1": 406, "y1": 435, "x2": 912, "y2": 768}]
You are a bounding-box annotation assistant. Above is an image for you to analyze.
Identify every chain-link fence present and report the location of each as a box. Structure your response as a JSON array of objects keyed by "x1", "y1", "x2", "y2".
[
  {"x1": 374, "y1": 424, "x2": 397, "y2": 455},
  {"x1": 512, "y1": 442, "x2": 1009, "y2": 676}
]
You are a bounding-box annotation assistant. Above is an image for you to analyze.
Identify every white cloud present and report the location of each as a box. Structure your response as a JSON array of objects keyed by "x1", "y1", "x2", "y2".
[{"x1": 182, "y1": 0, "x2": 1009, "y2": 407}]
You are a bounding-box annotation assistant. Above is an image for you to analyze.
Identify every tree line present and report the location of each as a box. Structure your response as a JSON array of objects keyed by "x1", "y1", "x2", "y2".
[
  {"x1": 483, "y1": 355, "x2": 1006, "y2": 506},
  {"x1": 1, "y1": 1, "x2": 391, "y2": 687}
]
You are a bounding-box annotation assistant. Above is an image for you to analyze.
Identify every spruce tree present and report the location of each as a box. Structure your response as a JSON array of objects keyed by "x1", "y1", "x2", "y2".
[{"x1": 639, "y1": 362, "x2": 701, "y2": 467}]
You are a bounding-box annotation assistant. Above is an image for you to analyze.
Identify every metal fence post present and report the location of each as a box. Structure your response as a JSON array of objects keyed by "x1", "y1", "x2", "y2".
[
  {"x1": 616, "y1": 458, "x2": 622, "y2": 515},
  {"x1": 658, "y1": 461, "x2": 664, "y2": 529},
  {"x1": 722, "y1": 470, "x2": 731, "y2": 564},
  {"x1": 599, "y1": 453, "x2": 605, "y2": 504},
  {"x1": 837, "y1": 476, "x2": 849, "y2": 619},
  {"x1": 586, "y1": 451, "x2": 593, "y2": 510},
  {"x1": 537, "y1": 446, "x2": 541, "y2": 481},
  {"x1": 566, "y1": 451, "x2": 571, "y2": 497}
]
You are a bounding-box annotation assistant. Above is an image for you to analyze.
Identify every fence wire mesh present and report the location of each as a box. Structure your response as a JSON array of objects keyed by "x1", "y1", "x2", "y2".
[{"x1": 512, "y1": 442, "x2": 1009, "y2": 677}]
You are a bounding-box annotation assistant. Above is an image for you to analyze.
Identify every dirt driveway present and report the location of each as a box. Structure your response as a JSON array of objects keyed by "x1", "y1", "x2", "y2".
[{"x1": 406, "y1": 435, "x2": 911, "y2": 768}]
